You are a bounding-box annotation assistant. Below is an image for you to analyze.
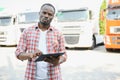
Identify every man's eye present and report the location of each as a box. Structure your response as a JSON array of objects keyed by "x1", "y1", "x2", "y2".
[
  {"x1": 43, "y1": 12, "x2": 47, "y2": 14},
  {"x1": 48, "y1": 13, "x2": 52, "y2": 16}
]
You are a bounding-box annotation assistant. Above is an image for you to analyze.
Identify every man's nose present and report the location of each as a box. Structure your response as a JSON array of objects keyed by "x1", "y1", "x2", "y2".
[{"x1": 44, "y1": 13, "x2": 49, "y2": 18}]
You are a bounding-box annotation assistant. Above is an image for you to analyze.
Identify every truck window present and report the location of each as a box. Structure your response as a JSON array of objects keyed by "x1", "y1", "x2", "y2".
[
  {"x1": 18, "y1": 12, "x2": 39, "y2": 24},
  {"x1": 57, "y1": 10, "x2": 88, "y2": 22},
  {"x1": 0, "y1": 17, "x2": 11, "y2": 26},
  {"x1": 107, "y1": 8, "x2": 120, "y2": 20}
]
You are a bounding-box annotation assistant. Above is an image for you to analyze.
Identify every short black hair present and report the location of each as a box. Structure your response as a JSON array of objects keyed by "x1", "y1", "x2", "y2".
[{"x1": 41, "y1": 3, "x2": 56, "y2": 14}]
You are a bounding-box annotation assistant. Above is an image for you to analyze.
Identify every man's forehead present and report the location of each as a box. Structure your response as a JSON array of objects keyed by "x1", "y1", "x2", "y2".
[{"x1": 41, "y1": 5, "x2": 54, "y2": 13}]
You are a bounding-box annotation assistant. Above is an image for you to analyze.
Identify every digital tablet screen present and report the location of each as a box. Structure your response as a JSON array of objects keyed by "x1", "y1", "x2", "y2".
[{"x1": 35, "y1": 52, "x2": 64, "y2": 62}]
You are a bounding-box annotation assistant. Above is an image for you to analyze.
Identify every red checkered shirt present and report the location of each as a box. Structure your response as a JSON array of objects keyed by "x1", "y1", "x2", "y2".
[{"x1": 15, "y1": 25, "x2": 67, "y2": 80}]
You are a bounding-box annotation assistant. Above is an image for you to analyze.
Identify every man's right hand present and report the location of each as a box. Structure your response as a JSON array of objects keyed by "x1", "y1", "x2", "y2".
[
  {"x1": 28, "y1": 49, "x2": 43, "y2": 60},
  {"x1": 33, "y1": 49, "x2": 43, "y2": 57},
  {"x1": 18, "y1": 49, "x2": 42, "y2": 61}
]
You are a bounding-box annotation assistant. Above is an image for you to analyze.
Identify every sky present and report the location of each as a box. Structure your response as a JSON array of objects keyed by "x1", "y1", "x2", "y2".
[{"x1": 0, "y1": 0, "x2": 103, "y2": 12}]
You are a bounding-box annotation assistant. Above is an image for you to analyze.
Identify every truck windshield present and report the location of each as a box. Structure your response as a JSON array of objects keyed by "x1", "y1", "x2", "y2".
[
  {"x1": 18, "y1": 12, "x2": 39, "y2": 24},
  {"x1": 0, "y1": 17, "x2": 11, "y2": 26},
  {"x1": 107, "y1": 9, "x2": 120, "y2": 20},
  {"x1": 57, "y1": 10, "x2": 88, "y2": 22}
]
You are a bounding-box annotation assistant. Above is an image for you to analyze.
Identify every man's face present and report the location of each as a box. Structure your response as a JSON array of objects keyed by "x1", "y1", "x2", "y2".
[{"x1": 39, "y1": 5, "x2": 54, "y2": 26}]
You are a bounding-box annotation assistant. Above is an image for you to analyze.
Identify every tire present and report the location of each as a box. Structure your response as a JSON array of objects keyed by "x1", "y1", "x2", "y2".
[
  {"x1": 106, "y1": 48, "x2": 113, "y2": 52},
  {"x1": 89, "y1": 36, "x2": 96, "y2": 50}
]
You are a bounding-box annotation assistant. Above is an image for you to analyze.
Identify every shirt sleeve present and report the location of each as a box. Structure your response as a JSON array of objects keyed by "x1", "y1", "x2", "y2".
[
  {"x1": 58, "y1": 32, "x2": 67, "y2": 63},
  {"x1": 15, "y1": 29, "x2": 27, "y2": 59}
]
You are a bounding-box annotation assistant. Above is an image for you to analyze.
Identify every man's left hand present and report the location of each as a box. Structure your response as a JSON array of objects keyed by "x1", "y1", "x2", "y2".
[{"x1": 44, "y1": 56, "x2": 60, "y2": 66}]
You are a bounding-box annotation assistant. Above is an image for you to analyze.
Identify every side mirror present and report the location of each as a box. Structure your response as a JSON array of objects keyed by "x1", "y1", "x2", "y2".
[
  {"x1": 13, "y1": 18, "x2": 16, "y2": 25},
  {"x1": 89, "y1": 10, "x2": 94, "y2": 19}
]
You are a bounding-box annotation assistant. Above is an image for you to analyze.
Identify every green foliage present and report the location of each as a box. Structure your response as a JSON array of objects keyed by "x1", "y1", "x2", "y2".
[
  {"x1": 99, "y1": 20, "x2": 105, "y2": 34},
  {"x1": 99, "y1": 0, "x2": 107, "y2": 34},
  {"x1": 100, "y1": 0, "x2": 107, "y2": 9}
]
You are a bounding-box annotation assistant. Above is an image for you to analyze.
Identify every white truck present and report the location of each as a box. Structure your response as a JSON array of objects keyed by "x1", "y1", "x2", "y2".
[
  {"x1": 17, "y1": 9, "x2": 39, "y2": 32},
  {"x1": 56, "y1": 7, "x2": 103, "y2": 49},
  {"x1": 0, "y1": 10, "x2": 20, "y2": 46}
]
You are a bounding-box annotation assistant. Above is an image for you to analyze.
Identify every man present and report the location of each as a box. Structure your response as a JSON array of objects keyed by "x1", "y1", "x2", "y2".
[{"x1": 15, "y1": 3, "x2": 67, "y2": 80}]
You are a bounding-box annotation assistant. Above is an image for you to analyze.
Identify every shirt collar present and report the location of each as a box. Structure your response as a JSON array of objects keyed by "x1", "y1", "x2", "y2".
[{"x1": 35, "y1": 25, "x2": 53, "y2": 31}]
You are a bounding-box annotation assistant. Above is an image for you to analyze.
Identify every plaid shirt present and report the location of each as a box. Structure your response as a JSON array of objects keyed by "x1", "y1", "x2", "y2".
[{"x1": 15, "y1": 25, "x2": 67, "y2": 80}]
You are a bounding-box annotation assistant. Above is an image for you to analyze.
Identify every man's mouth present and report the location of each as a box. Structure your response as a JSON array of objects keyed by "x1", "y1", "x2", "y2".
[
  {"x1": 43, "y1": 18, "x2": 48, "y2": 20},
  {"x1": 43, "y1": 19, "x2": 48, "y2": 22},
  {"x1": 43, "y1": 19, "x2": 47, "y2": 21}
]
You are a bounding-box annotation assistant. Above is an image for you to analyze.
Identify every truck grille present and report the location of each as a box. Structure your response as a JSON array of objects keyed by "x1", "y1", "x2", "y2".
[
  {"x1": 112, "y1": 42, "x2": 120, "y2": 45},
  {"x1": 110, "y1": 26, "x2": 120, "y2": 34},
  {"x1": 117, "y1": 37, "x2": 120, "y2": 40},
  {"x1": 64, "y1": 35, "x2": 79, "y2": 44},
  {"x1": 112, "y1": 36, "x2": 120, "y2": 45},
  {"x1": 0, "y1": 37, "x2": 6, "y2": 42},
  {"x1": 0, "y1": 32, "x2": 5, "y2": 35},
  {"x1": 114, "y1": 28, "x2": 120, "y2": 33},
  {"x1": 117, "y1": 42, "x2": 120, "y2": 44}
]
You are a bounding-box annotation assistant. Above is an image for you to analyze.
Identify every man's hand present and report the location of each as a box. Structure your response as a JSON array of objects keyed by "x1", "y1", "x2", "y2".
[
  {"x1": 44, "y1": 56, "x2": 60, "y2": 66},
  {"x1": 33, "y1": 49, "x2": 43, "y2": 57},
  {"x1": 27, "y1": 49, "x2": 42, "y2": 61}
]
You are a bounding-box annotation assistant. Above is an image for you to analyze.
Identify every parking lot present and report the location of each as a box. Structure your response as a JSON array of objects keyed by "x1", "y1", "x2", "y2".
[{"x1": 0, "y1": 45, "x2": 120, "y2": 80}]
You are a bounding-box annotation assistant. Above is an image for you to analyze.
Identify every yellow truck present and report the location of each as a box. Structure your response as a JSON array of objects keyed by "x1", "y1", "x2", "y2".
[{"x1": 104, "y1": 0, "x2": 120, "y2": 51}]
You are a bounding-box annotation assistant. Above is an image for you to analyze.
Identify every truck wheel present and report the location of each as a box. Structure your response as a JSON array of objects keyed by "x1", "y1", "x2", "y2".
[
  {"x1": 106, "y1": 48, "x2": 113, "y2": 52},
  {"x1": 89, "y1": 36, "x2": 96, "y2": 50}
]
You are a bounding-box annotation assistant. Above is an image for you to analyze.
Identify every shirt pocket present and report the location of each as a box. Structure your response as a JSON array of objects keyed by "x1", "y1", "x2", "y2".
[{"x1": 50, "y1": 35, "x2": 59, "y2": 52}]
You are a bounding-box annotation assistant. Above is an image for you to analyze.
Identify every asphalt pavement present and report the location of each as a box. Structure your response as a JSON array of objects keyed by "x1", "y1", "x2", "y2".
[{"x1": 0, "y1": 46, "x2": 120, "y2": 80}]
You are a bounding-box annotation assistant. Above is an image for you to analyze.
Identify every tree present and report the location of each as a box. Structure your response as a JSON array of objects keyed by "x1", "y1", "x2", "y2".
[{"x1": 99, "y1": 0, "x2": 107, "y2": 34}]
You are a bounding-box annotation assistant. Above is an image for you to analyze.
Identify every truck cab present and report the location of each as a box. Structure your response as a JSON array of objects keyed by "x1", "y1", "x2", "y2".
[
  {"x1": 104, "y1": 0, "x2": 120, "y2": 51},
  {"x1": 56, "y1": 7, "x2": 103, "y2": 49},
  {"x1": 17, "y1": 9, "x2": 39, "y2": 33},
  {"x1": 0, "y1": 10, "x2": 20, "y2": 46}
]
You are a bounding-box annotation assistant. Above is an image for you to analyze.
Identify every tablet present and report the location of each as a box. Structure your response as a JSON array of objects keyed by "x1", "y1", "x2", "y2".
[{"x1": 35, "y1": 52, "x2": 64, "y2": 62}]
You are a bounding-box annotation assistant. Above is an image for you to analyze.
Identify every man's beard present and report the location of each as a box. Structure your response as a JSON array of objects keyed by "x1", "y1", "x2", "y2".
[{"x1": 40, "y1": 21, "x2": 50, "y2": 26}]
